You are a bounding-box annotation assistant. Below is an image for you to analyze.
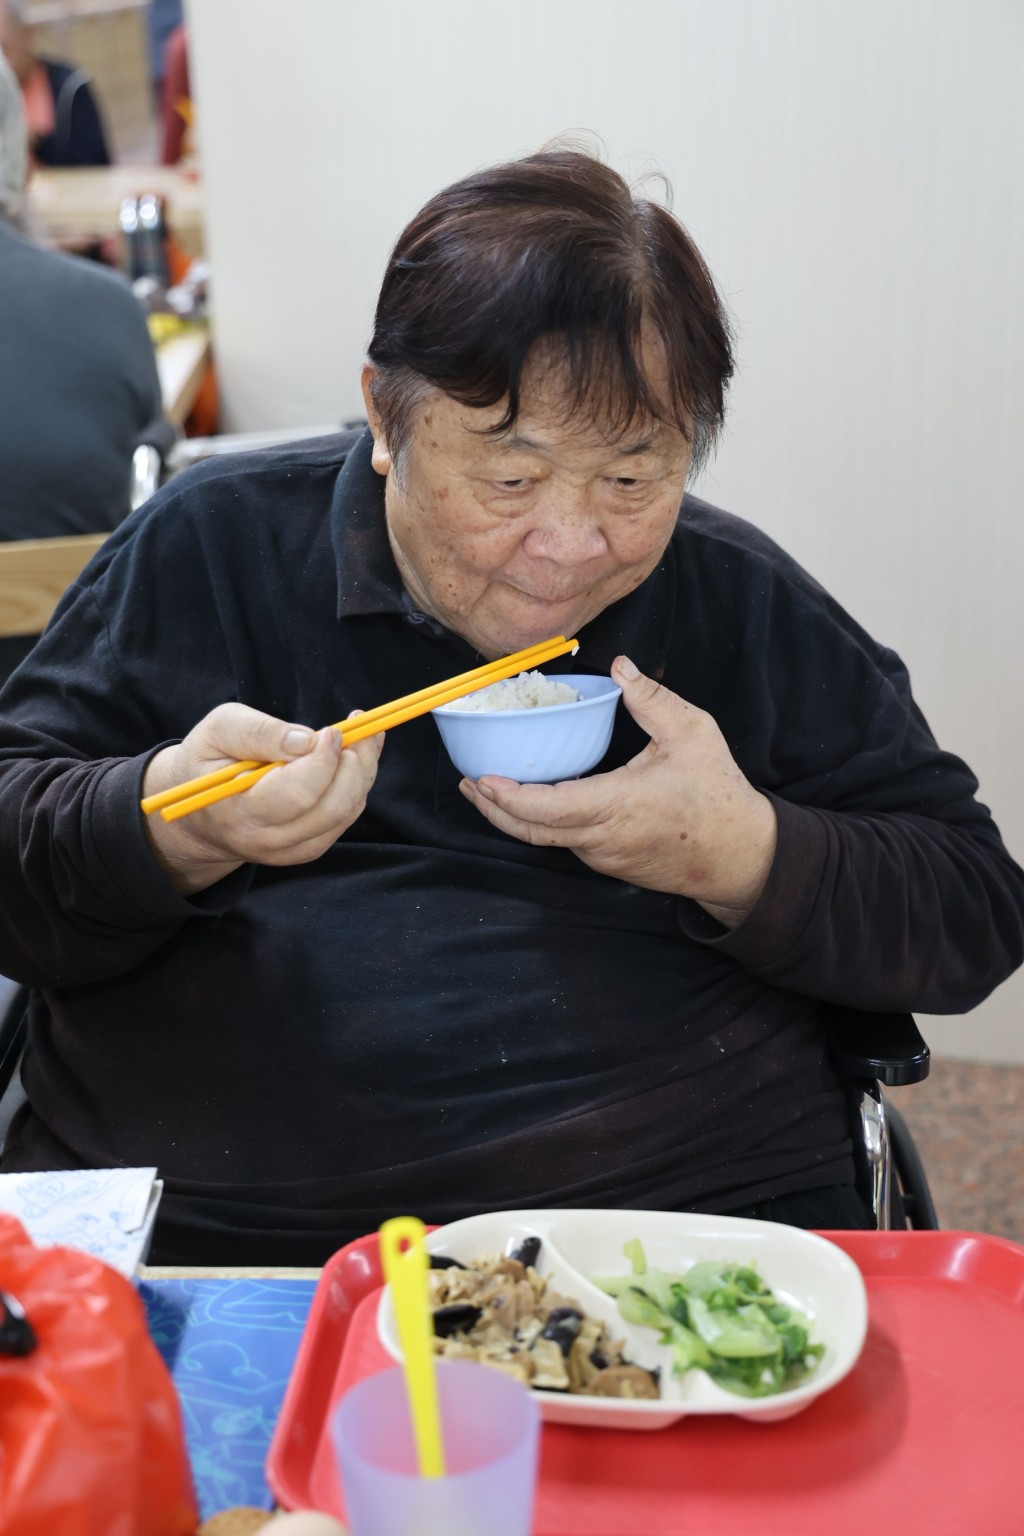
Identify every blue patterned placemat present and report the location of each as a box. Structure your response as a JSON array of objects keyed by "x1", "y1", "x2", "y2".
[{"x1": 140, "y1": 1277, "x2": 318, "y2": 1519}]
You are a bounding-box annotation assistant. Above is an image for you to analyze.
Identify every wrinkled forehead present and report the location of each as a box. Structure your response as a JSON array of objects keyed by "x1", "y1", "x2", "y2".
[{"x1": 411, "y1": 332, "x2": 690, "y2": 457}]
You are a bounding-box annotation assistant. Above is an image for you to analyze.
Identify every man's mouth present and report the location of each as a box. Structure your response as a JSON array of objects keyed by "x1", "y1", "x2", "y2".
[{"x1": 503, "y1": 581, "x2": 594, "y2": 606}]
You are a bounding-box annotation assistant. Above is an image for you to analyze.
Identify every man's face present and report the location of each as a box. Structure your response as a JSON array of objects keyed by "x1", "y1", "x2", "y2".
[{"x1": 363, "y1": 353, "x2": 693, "y2": 660}]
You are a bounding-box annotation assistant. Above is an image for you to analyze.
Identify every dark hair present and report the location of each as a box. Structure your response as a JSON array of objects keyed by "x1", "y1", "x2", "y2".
[{"x1": 367, "y1": 149, "x2": 734, "y2": 474}]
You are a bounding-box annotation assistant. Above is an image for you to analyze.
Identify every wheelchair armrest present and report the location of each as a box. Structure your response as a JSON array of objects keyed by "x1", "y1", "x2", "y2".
[
  {"x1": 131, "y1": 444, "x2": 164, "y2": 510},
  {"x1": 821, "y1": 1003, "x2": 930, "y2": 1087},
  {"x1": 0, "y1": 981, "x2": 29, "y2": 1103}
]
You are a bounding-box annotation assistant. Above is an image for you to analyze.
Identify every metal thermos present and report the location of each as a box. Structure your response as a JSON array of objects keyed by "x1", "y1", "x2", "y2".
[{"x1": 119, "y1": 193, "x2": 171, "y2": 287}]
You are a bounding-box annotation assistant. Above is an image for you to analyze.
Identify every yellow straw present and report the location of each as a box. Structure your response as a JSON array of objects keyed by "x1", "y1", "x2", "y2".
[
  {"x1": 380, "y1": 1215, "x2": 446, "y2": 1479},
  {"x1": 144, "y1": 635, "x2": 578, "y2": 822}
]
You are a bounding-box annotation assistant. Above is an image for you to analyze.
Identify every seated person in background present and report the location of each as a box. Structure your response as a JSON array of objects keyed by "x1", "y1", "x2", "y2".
[
  {"x1": 0, "y1": 0, "x2": 110, "y2": 167},
  {"x1": 0, "y1": 56, "x2": 173, "y2": 677},
  {"x1": 0, "y1": 148, "x2": 1022, "y2": 1266}
]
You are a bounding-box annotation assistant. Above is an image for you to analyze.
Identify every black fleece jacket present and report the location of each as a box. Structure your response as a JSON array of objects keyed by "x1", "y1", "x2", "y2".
[{"x1": 0, "y1": 430, "x2": 1020, "y2": 1263}]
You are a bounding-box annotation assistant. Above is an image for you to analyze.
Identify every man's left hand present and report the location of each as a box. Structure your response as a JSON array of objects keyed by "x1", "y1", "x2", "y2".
[{"x1": 459, "y1": 655, "x2": 777, "y2": 930}]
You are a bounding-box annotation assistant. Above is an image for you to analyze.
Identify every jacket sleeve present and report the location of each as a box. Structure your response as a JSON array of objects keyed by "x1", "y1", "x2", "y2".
[
  {"x1": 678, "y1": 643, "x2": 1024, "y2": 1013},
  {"x1": 0, "y1": 515, "x2": 252, "y2": 990}
]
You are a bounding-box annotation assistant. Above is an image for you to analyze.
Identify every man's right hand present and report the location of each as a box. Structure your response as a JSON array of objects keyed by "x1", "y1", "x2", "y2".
[{"x1": 141, "y1": 702, "x2": 384, "y2": 896}]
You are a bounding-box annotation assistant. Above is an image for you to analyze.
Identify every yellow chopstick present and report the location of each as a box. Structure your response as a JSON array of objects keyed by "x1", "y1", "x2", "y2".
[
  {"x1": 141, "y1": 635, "x2": 572, "y2": 817},
  {"x1": 158, "y1": 635, "x2": 578, "y2": 822},
  {"x1": 321, "y1": 634, "x2": 571, "y2": 743},
  {"x1": 140, "y1": 634, "x2": 567, "y2": 818},
  {"x1": 141, "y1": 634, "x2": 578, "y2": 823}
]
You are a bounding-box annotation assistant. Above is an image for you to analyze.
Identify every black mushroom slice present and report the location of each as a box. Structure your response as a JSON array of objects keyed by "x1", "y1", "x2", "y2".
[
  {"x1": 429, "y1": 1255, "x2": 468, "y2": 1270},
  {"x1": 505, "y1": 1235, "x2": 542, "y2": 1269},
  {"x1": 432, "y1": 1303, "x2": 484, "y2": 1338},
  {"x1": 539, "y1": 1306, "x2": 584, "y2": 1356}
]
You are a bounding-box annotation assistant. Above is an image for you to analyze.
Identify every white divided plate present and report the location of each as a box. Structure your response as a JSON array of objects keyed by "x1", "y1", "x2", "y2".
[{"x1": 377, "y1": 1208, "x2": 868, "y2": 1431}]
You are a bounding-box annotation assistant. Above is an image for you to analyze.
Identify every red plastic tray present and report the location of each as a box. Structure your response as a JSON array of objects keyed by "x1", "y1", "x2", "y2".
[{"x1": 266, "y1": 1231, "x2": 1024, "y2": 1535}]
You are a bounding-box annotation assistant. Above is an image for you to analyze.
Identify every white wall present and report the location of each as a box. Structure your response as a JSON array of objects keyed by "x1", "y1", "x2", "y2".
[{"x1": 188, "y1": 0, "x2": 1024, "y2": 1063}]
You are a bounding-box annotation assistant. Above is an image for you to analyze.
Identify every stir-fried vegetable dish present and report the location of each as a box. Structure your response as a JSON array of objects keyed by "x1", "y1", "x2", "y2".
[
  {"x1": 592, "y1": 1238, "x2": 825, "y2": 1397},
  {"x1": 428, "y1": 1236, "x2": 660, "y2": 1398}
]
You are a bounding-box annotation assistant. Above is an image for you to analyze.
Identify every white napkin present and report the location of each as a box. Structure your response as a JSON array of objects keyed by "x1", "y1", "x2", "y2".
[{"x1": 0, "y1": 1167, "x2": 163, "y2": 1276}]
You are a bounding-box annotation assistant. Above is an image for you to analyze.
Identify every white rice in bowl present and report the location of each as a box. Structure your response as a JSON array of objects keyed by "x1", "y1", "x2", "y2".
[{"x1": 446, "y1": 670, "x2": 581, "y2": 713}]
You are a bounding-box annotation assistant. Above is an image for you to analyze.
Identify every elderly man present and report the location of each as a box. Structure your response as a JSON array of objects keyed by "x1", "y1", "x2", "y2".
[{"x1": 1, "y1": 151, "x2": 1022, "y2": 1264}]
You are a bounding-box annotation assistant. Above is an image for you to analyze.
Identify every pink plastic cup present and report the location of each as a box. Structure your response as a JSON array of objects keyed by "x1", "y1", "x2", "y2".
[{"x1": 331, "y1": 1360, "x2": 540, "y2": 1536}]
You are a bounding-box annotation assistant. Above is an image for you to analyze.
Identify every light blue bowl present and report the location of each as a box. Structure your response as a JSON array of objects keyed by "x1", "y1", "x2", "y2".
[{"x1": 432, "y1": 674, "x2": 621, "y2": 783}]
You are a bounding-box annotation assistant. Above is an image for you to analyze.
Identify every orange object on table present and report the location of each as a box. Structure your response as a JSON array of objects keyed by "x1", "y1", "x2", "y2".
[
  {"x1": 185, "y1": 356, "x2": 219, "y2": 437},
  {"x1": 0, "y1": 1214, "x2": 197, "y2": 1536}
]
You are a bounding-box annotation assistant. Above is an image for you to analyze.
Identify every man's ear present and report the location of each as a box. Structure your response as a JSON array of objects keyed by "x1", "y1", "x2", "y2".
[{"x1": 360, "y1": 364, "x2": 393, "y2": 478}]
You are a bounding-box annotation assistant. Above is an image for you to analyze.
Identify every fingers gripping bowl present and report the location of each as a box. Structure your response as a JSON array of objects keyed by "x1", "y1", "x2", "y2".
[
  {"x1": 431, "y1": 673, "x2": 621, "y2": 783},
  {"x1": 377, "y1": 1209, "x2": 869, "y2": 1431}
]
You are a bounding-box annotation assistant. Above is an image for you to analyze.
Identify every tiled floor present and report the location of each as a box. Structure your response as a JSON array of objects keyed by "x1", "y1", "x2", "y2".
[{"x1": 887, "y1": 1057, "x2": 1024, "y2": 1240}]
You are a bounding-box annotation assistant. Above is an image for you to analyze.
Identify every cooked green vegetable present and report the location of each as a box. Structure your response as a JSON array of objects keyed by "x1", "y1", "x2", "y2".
[
  {"x1": 623, "y1": 1237, "x2": 648, "y2": 1276},
  {"x1": 592, "y1": 1242, "x2": 824, "y2": 1398}
]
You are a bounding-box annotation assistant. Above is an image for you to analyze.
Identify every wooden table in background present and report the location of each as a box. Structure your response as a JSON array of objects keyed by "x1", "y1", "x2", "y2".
[
  {"x1": 156, "y1": 327, "x2": 212, "y2": 428},
  {"x1": 0, "y1": 532, "x2": 108, "y2": 639},
  {"x1": 28, "y1": 165, "x2": 205, "y2": 258}
]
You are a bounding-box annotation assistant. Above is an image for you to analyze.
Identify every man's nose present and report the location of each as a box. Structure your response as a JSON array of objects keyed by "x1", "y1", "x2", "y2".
[{"x1": 521, "y1": 508, "x2": 608, "y2": 565}]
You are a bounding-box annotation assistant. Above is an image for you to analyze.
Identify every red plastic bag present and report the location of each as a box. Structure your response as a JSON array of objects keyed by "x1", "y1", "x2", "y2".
[{"x1": 0, "y1": 1213, "x2": 197, "y2": 1536}]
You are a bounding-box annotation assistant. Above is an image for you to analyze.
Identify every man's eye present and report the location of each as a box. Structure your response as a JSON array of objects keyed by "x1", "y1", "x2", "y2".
[
  {"x1": 497, "y1": 479, "x2": 529, "y2": 491},
  {"x1": 614, "y1": 477, "x2": 640, "y2": 489}
]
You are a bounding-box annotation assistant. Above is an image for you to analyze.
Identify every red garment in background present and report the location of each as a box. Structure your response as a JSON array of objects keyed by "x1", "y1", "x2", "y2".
[{"x1": 160, "y1": 25, "x2": 191, "y2": 165}]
